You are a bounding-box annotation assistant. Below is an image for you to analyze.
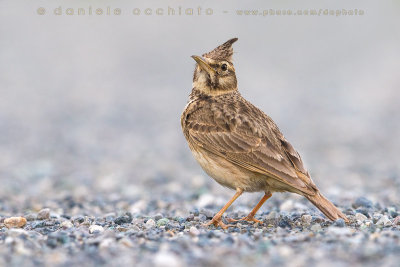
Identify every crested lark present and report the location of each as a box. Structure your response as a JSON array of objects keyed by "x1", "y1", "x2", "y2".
[{"x1": 181, "y1": 38, "x2": 348, "y2": 229}]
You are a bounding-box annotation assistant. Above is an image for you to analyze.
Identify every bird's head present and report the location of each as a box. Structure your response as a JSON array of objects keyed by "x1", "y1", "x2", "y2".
[{"x1": 191, "y1": 38, "x2": 238, "y2": 96}]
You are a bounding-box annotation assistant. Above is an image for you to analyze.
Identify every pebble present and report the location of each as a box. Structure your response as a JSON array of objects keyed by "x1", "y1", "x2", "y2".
[
  {"x1": 310, "y1": 224, "x2": 322, "y2": 232},
  {"x1": 387, "y1": 207, "x2": 398, "y2": 218},
  {"x1": 372, "y1": 213, "x2": 383, "y2": 223},
  {"x1": 89, "y1": 225, "x2": 105, "y2": 234},
  {"x1": 355, "y1": 212, "x2": 368, "y2": 223},
  {"x1": 376, "y1": 215, "x2": 392, "y2": 227},
  {"x1": 301, "y1": 214, "x2": 312, "y2": 225},
  {"x1": 154, "y1": 213, "x2": 164, "y2": 221},
  {"x1": 189, "y1": 226, "x2": 200, "y2": 236},
  {"x1": 352, "y1": 197, "x2": 373, "y2": 209},
  {"x1": 146, "y1": 219, "x2": 156, "y2": 228},
  {"x1": 333, "y1": 218, "x2": 346, "y2": 227},
  {"x1": 266, "y1": 211, "x2": 279, "y2": 220},
  {"x1": 4, "y1": 217, "x2": 27, "y2": 228},
  {"x1": 114, "y1": 214, "x2": 132, "y2": 225},
  {"x1": 157, "y1": 218, "x2": 169, "y2": 227},
  {"x1": 37, "y1": 208, "x2": 50, "y2": 220},
  {"x1": 72, "y1": 215, "x2": 85, "y2": 224},
  {"x1": 61, "y1": 220, "x2": 73, "y2": 229},
  {"x1": 25, "y1": 213, "x2": 37, "y2": 221}
]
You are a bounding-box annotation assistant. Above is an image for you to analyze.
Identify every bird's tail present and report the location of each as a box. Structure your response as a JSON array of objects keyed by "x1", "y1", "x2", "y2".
[{"x1": 305, "y1": 191, "x2": 349, "y2": 223}]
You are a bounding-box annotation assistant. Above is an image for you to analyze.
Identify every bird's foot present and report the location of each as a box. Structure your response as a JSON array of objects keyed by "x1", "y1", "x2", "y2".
[
  {"x1": 203, "y1": 216, "x2": 234, "y2": 229},
  {"x1": 226, "y1": 215, "x2": 263, "y2": 224}
]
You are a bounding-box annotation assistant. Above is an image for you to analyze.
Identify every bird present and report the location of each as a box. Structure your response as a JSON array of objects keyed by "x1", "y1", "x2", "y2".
[{"x1": 181, "y1": 38, "x2": 349, "y2": 229}]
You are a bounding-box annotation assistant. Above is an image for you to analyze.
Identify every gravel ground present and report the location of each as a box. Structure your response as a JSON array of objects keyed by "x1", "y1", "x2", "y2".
[
  {"x1": 1, "y1": 1, "x2": 400, "y2": 266},
  {"x1": 1, "y1": 172, "x2": 399, "y2": 267}
]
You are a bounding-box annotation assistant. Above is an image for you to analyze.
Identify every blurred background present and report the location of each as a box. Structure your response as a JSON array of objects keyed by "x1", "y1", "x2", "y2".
[{"x1": 0, "y1": 0, "x2": 399, "y2": 211}]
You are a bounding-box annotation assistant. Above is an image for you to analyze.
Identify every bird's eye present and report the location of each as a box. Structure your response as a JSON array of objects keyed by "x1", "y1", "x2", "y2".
[{"x1": 221, "y1": 64, "x2": 227, "y2": 71}]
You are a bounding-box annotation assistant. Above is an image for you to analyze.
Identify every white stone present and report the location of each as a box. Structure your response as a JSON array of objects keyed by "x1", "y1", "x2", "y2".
[
  {"x1": 146, "y1": 219, "x2": 156, "y2": 228},
  {"x1": 355, "y1": 213, "x2": 367, "y2": 223},
  {"x1": 89, "y1": 225, "x2": 104, "y2": 234},
  {"x1": 266, "y1": 211, "x2": 279, "y2": 220},
  {"x1": 189, "y1": 226, "x2": 200, "y2": 236},
  {"x1": 310, "y1": 224, "x2": 322, "y2": 232},
  {"x1": 376, "y1": 215, "x2": 392, "y2": 227},
  {"x1": 301, "y1": 214, "x2": 312, "y2": 225},
  {"x1": 61, "y1": 220, "x2": 73, "y2": 229}
]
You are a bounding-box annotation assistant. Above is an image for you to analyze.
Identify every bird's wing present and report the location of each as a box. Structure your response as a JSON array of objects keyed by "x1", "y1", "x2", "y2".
[{"x1": 185, "y1": 100, "x2": 317, "y2": 195}]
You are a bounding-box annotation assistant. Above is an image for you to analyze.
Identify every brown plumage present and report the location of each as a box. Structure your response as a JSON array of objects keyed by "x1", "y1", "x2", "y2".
[{"x1": 181, "y1": 38, "x2": 348, "y2": 228}]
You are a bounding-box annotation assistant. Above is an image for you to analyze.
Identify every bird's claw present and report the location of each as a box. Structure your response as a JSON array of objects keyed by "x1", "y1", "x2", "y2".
[
  {"x1": 203, "y1": 217, "x2": 234, "y2": 229},
  {"x1": 226, "y1": 215, "x2": 263, "y2": 224}
]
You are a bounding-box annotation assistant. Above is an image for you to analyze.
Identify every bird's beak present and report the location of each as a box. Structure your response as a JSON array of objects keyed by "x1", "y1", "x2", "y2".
[{"x1": 191, "y1": 55, "x2": 216, "y2": 75}]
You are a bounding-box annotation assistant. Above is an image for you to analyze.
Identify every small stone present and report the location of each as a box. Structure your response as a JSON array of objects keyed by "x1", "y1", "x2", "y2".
[
  {"x1": 301, "y1": 214, "x2": 312, "y2": 225},
  {"x1": 266, "y1": 211, "x2": 279, "y2": 220},
  {"x1": 310, "y1": 224, "x2": 322, "y2": 232},
  {"x1": 376, "y1": 215, "x2": 392, "y2": 227},
  {"x1": 89, "y1": 225, "x2": 104, "y2": 234},
  {"x1": 72, "y1": 215, "x2": 85, "y2": 224},
  {"x1": 189, "y1": 226, "x2": 200, "y2": 236},
  {"x1": 333, "y1": 218, "x2": 345, "y2": 227},
  {"x1": 198, "y1": 214, "x2": 207, "y2": 222},
  {"x1": 154, "y1": 213, "x2": 163, "y2": 221},
  {"x1": 200, "y1": 209, "x2": 214, "y2": 219},
  {"x1": 146, "y1": 219, "x2": 156, "y2": 228},
  {"x1": 355, "y1": 208, "x2": 370, "y2": 217},
  {"x1": 355, "y1": 213, "x2": 368, "y2": 223},
  {"x1": 4, "y1": 217, "x2": 27, "y2": 228},
  {"x1": 393, "y1": 216, "x2": 400, "y2": 225},
  {"x1": 25, "y1": 213, "x2": 37, "y2": 221},
  {"x1": 37, "y1": 208, "x2": 50, "y2": 220},
  {"x1": 157, "y1": 218, "x2": 169, "y2": 227},
  {"x1": 352, "y1": 197, "x2": 373, "y2": 209},
  {"x1": 387, "y1": 207, "x2": 398, "y2": 218},
  {"x1": 114, "y1": 215, "x2": 132, "y2": 225},
  {"x1": 61, "y1": 220, "x2": 73, "y2": 229},
  {"x1": 372, "y1": 213, "x2": 382, "y2": 223}
]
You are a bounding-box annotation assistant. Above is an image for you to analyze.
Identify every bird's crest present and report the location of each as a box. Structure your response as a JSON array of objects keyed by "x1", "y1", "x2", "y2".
[{"x1": 202, "y1": 38, "x2": 238, "y2": 62}]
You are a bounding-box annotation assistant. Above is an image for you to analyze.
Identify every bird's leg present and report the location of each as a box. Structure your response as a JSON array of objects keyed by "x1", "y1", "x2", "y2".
[
  {"x1": 204, "y1": 188, "x2": 243, "y2": 229},
  {"x1": 227, "y1": 192, "x2": 272, "y2": 224}
]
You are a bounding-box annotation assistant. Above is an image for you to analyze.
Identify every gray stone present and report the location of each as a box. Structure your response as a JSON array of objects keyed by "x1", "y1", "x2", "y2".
[
  {"x1": 266, "y1": 211, "x2": 279, "y2": 220},
  {"x1": 352, "y1": 197, "x2": 373, "y2": 209},
  {"x1": 333, "y1": 218, "x2": 346, "y2": 227},
  {"x1": 37, "y1": 208, "x2": 50, "y2": 220}
]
